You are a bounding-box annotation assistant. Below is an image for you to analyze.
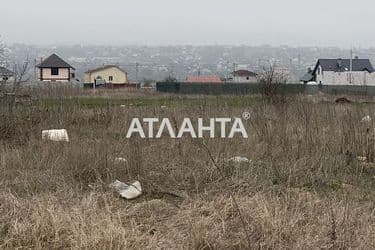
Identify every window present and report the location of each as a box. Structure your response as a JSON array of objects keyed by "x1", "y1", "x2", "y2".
[
  {"x1": 109, "y1": 76, "x2": 113, "y2": 81},
  {"x1": 51, "y1": 67, "x2": 59, "y2": 75}
]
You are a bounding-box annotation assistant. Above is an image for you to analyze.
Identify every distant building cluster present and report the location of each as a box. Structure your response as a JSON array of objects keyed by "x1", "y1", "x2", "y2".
[{"x1": 2, "y1": 50, "x2": 375, "y2": 87}]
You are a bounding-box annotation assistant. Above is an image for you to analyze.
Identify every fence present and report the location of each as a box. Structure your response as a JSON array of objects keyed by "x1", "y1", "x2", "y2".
[
  {"x1": 83, "y1": 83, "x2": 140, "y2": 89},
  {"x1": 156, "y1": 82, "x2": 375, "y2": 96}
]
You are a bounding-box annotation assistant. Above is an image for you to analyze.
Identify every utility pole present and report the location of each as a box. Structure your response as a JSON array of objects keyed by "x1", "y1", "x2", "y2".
[
  {"x1": 349, "y1": 47, "x2": 353, "y2": 84},
  {"x1": 226, "y1": 61, "x2": 230, "y2": 83},
  {"x1": 34, "y1": 58, "x2": 37, "y2": 79},
  {"x1": 135, "y1": 62, "x2": 139, "y2": 84}
]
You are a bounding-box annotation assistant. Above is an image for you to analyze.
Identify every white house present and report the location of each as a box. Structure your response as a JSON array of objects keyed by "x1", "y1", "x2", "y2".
[
  {"x1": 310, "y1": 58, "x2": 375, "y2": 85},
  {"x1": 231, "y1": 70, "x2": 258, "y2": 83}
]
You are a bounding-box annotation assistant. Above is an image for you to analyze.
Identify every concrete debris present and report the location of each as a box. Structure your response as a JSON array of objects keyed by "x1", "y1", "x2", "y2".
[
  {"x1": 228, "y1": 156, "x2": 250, "y2": 163},
  {"x1": 361, "y1": 115, "x2": 371, "y2": 123},
  {"x1": 114, "y1": 157, "x2": 127, "y2": 163},
  {"x1": 42, "y1": 129, "x2": 69, "y2": 142},
  {"x1": 109, "y1": 180, "x2": 142, "y2": 200}
]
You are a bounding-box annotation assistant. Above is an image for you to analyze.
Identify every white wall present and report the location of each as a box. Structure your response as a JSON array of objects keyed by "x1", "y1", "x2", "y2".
[
  {"x1": 316, "y1": 70, "x2": 375, "y2": 85},
  {"x1": 233, "y1": 76, "x2": 258, "y2": 83}
]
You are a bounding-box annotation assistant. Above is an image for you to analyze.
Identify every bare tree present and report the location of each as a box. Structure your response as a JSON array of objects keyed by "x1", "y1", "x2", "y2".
[
  {"x1": 1, "y1": 59, "x2": 30, "y2": 116},
  {"x1": 11, "y1": 59, "x2": 30, "y2": 94},
  {"x1": 258, "y1": 63, "x2": 289, "y2": 102},
  {"x1": 164, "y1": 75, "x2": 177, "y2": 83},
  {"x1": 0, "y1": 75, "x2": 6, "y2": 95},
  {"x1": 0, "y1": 35, "x2": 9, "y2": 68},
  {"x1": 0, "y1": 36, "x2": 7, "y2": 94}
]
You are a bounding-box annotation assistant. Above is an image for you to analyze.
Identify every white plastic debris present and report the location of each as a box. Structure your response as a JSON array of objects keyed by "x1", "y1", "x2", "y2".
[
  {"x1": 361, "y1": 115, "x2": 371, "y2": 122},
  {"x1": 109, "y1": 180, "x2": 142, "y2": 200},
  {"x1": 161, "y1": 105, "x2": 167, "y2": 109},
  {"x1": 357, "y1": 156, "x2": 367, "y2": 162},
  {"x1": 42, "y1": 129, "x2": 69, "y2": 142},
  {"x1": 120, "y1": 105, "x2": 126, "y2": 108},
  {"x1": 114, "y1": 157, "x2": 127, "y2": 163},
  {"x1": 228, "y1": 156, "x2": 250, "y2": 163}
]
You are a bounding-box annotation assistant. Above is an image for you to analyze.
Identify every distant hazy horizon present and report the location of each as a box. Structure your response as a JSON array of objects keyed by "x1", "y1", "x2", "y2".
[{"x1": 1, "y1": 0, "x2": 374, "y2": 48}]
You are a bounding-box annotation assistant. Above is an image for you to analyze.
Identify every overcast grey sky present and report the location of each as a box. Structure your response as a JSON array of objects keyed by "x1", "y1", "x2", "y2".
[{"x1": 1, "y1": 0, "x2": 374, "y2": 47}]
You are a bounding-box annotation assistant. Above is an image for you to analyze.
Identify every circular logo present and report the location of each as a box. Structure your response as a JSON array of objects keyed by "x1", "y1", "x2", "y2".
[{"x1": 242, "y1": 111, "x2": 251, "y2": 120}]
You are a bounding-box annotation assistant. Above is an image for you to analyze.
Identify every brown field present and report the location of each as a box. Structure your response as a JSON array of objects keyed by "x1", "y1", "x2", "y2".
[{"x1": 1, "y1": 87, "x2": 375, "y2": 249}]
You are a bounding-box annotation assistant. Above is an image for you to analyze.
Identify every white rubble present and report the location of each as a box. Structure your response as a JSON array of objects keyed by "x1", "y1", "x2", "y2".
[
  {"x1": 42, "y1": 129, "x2": 69, "y2": 142},
  {"x1": 109, "y1": 180, "x2": 142, "y2": 200},
  {"x1": 357, "y1": 156, "x2": 367, "y2": 162},
  {"x1": 361, "y1": 115, "x2": 371, "y2": 122},
  {"x1": 114, "y1": 157, "x2": 127, "y2": 163},
  {"x1": 228, "y1": 156, "x2": 250, "y2": 163}
]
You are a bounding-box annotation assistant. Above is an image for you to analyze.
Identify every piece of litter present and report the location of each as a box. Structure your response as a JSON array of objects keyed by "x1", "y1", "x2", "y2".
[
  {"x1": 161, "y1": 105, "x2": 167, "y2": 109},
  {"x1": 42, "y1": 129, "x2": 69, "y2": 142},
  {"x1": 335, "y1": 97, "x2": 351, "y2": 104},
  {"x1": 109, "y1": 180, "x2": 142, "y2": 200},
  {"x1": 361, "y1": 115, "x2": 371, "y2": 122},
  {"x1": 228, "y1": 156, "x2": 250, "y2": 163},
  {"x1": 114, "y1": 157, "x2": 127, "y2": 163},
  {"x1": 120, "y1": 105, "x2": 126, "y2": 108}
]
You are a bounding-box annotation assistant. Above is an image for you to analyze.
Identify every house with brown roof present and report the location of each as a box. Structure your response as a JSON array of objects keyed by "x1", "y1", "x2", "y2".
[
  {"x1": 37, "y1": 54, "x2": 75, "y2": 82},
  {"x1": 84, "y1": 65, "x2": 129, "y2": 87}
]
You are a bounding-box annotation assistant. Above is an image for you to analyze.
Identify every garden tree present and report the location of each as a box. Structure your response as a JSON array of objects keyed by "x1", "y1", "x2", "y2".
[
  {"x1": 142, "y1": 78, "x2": 155, "y2": 87},
  {"x1": 163, "y1": 75, "x2": 177, "y2": 83}
]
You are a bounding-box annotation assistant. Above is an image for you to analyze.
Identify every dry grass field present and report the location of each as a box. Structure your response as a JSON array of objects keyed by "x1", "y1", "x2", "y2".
[{"x1": 1, "y1": 87, "x2": 375, "y2": 249}]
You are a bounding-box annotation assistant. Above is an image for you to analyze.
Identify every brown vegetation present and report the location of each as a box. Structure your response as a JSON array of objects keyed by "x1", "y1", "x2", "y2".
[{"x1": 0, "y1": 87, "x2": 375, "y2": 249}]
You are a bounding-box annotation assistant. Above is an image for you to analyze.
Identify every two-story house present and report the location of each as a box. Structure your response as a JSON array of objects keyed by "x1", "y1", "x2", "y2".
[{"x1": 37, "y1": 54, "x2": 75, "y2": 82}]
